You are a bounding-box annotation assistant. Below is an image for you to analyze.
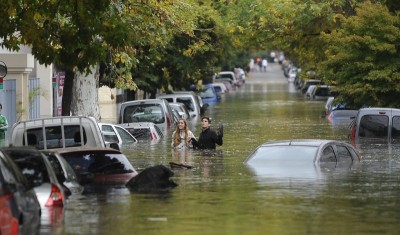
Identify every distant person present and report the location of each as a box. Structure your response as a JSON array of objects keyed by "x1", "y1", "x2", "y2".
[
  {"x1": 0, "y1": 103, "x2": 8, "y2": 147},
  {"x1": 171, "y1": 119, "x2": 196, "y2": 149},
  {"x1": 262, "y1": 58, "x2": 268, "y2": 72},
  {"x1": 191, "y1": 116, "x2": 223, "y2": 150}
]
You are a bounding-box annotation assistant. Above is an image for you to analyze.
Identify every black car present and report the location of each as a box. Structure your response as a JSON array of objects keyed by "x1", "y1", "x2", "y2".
[{"x1": 0, "y1": 150, "x2": 41, "y2": 235}]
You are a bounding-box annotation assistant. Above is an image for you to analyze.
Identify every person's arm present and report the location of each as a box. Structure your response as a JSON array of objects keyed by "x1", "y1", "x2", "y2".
[{"x1": 213, "y1": 130, "x2": 223, "y2": 146}]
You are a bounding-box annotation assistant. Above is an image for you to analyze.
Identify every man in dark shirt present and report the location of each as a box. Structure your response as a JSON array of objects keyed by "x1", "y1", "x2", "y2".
[{"x1": 191, "y1": 116, "x2": 223, "y2": 150}]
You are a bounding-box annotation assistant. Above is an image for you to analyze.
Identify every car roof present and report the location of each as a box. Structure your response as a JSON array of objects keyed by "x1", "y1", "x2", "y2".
[
  {"x1": 119, "y1": 122, "x2": 157, "y2": 127},
  {"x1": 258, "y1": 139, "x2": 334, "y2": 147},
  {"x1": 48, "y1": 147, "x2": 122, "y2": 154}
]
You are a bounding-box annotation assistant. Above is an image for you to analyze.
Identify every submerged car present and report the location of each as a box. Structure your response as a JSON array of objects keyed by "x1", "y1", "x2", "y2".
[
  {"x1": 119, "y1": 99, "x2": 175, "y2": 134},
  {"x1": 198, "y1": 84, "x2": 220, "y2": 104},
  {"x1": 350, "y1": 108, "x2": 400, "y2": 146},
  {"x1": 244, "y1": 139, "x2": 361, "y2": 178},
  {"x1": 118, "y1": 122, "x2": 164, "y2": 141},
  {"x1": 41, "y1": 150, "x2": 83, "y2": 196},
  {"x1": 98, "y1": 123, "x2": 137, "y2": 149},
  {"x1": 0, "y1": 150, "x2": 41, "y2": 235},
  {"x1": 1, "y1": 147, "x2": 66, "y2": 208},
  {"x1": 56, "y1": 147, "x2": 138, "y2": 186}
]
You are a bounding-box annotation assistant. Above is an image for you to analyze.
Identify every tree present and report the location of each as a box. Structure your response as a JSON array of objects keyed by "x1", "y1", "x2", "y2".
[
  {"x1": 1, "y1": 0, "x2": 198, "y2": 119},
  {"x1": 321, "y1": 1, "x2": 400, "y2": 107}
]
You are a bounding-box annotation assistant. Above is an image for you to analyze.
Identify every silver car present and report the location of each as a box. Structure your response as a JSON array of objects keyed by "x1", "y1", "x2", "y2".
[{"x1": 244, "y1": 139, "x2": 361, "y2": 178}]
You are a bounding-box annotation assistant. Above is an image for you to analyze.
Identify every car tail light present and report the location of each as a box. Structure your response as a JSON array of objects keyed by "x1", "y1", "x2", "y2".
[
  {"x1": 11, "y1": 217, "x2": 18, "y2": 235},
  {"x1": 166, "y1": 115, "x2": 171, "y2": 127},
  {"x1": 45, "y1": 184, "x2": 64, "y2": 207},
  {"x1": 150, "y1": 131, "x2": 156, "y2": 140},
  {"x1": 350, "y1": 124, "x2": 356, "y2": 144}
]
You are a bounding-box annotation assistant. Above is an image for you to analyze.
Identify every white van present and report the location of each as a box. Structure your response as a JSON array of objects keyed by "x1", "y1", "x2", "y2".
[
  {"x1": 350, "y1": 108, "x2": 400, "y2": 146},
  {"x1": 157, "y1": 92, "x2": 206, "y2": 118},
  {"x1": 118, "y1": 99, "x2": 175, "y2": 134},
  {"x1": 9, "y1": 116, "x2": 106, "y2": 149}
]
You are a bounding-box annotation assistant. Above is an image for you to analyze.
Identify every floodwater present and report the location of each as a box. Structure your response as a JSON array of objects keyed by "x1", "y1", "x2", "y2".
[{"x1": 43, "y1": 64, "x2": 400, "y2": 235}]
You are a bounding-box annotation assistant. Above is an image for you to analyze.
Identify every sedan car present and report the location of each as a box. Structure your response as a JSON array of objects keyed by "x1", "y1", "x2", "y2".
[
  {"x1": 244, "y1": 139, "x2": 361, "y2": 178},
  {"x1": 0, "y1": 150, "x2": 41, "y2": 235},
  {"x1": 56, "y1": 147, "x2": 138, "y2": 186}
]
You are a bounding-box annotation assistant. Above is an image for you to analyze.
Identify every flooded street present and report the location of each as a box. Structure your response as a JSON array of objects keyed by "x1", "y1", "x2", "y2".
[{"x1": 46, "y1": 63, "x2": 400, "y2": 235}]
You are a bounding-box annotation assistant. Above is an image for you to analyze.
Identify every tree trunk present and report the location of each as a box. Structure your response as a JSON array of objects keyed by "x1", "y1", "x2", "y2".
[
  {"x1": 71, "y1": 65, "x2": 101, "y2": 121},
  {"x1": 61, "y1": 69, "x2": 74, "y2": 116}
]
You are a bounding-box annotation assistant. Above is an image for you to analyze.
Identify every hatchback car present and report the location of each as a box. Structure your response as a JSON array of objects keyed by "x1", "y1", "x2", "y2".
[
  {"x1": 244, "y1": 139, "x2": 360, "y2": 177},
  {"x1": 1, "y1": 147, "x2": 66, "y2": 208},
  {"x1": 0, "y1": 150, "x2": 41, "y2": 235},
  {"x1": 350, "y1": 108, "x2": 400, "y2": 146},
  {"x1": 118, "y1": 122, "x2": 163, "y2": 141},
  {"x1": 41, "y1": 150, "x2": 83, "y2": 196},
  {"x1": 56, "y1": 147, "x2": 138, "y2": 186},
  {"x1": 98, "y1": 123, "x2": 137, "y2": 149}
]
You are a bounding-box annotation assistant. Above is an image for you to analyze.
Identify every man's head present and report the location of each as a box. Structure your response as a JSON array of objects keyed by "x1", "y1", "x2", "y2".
[{"x1": 201, "y1": 116, "x2": 211, "y2": 129}]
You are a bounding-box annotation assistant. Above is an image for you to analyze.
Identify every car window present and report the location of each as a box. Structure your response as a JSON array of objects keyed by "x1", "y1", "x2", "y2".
[
  {"x1": 359, "y1": 115, "x2": 388, "y2": 138},
  {"x1": 25, "y1": 125, "x2": 87, "y2": 149},
  {"x1": 45, "y1": 153, "x2": 66, "y2": 183},
  {"x1": 3, "y1": 149, "x2": 51, "y2": 187},
  {"x1": 101, "y1": 125, "x2": 114, "y2": 132},
  {"x1": 123, "y1": 104, "x2": 165, "y2": 124},
  {"x1": 392, "y1": 116, "x2": 400, "y2": 144},
  {"x1": 115, "y1": 126, "x2": 136, "y2": 144},
  {"x1": 130, "y1": 128, "x2": 151, "y2": 140},
  {"x1": 103, "y1": 132, "x2": 119, "y2": 143},
  {"x1": 0, "y1": 158, "x2": 18, "y2": 188},
  {"x1": 335, "y1": 145, "x2": 353, "y2": 163},
  {"x1": 61, "y1": 151, "x2": 135, "y2": 175},
  {"x1": 176, "y1": 98, "x2": 194, "y2": 112},
  {"x1": 320, "y1": 146, "x2": 336, "y2": 162}
]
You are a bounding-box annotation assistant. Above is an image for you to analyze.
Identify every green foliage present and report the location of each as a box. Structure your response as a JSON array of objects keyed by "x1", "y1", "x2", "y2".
[{"x1": 321, "y1": 1, "x2": 400, "y2": 107}]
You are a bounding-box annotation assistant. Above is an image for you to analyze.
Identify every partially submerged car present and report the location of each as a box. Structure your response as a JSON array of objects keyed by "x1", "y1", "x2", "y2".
[
  {"x1": 56, "y1": 147, "x2": 138, "y2": 186},
  {"x1": 119, "y1": 99, "x2": 175, "y2": 134},
  {"x1": 118, "y1": 122, "x2": 164, "y2": 141},
  {"x1": 1, "y1": 147, "x2": 67, "y2": 208},
  {"x1": 244, "y1": 139, "x2": 360, "y2": 178},
  {"x1": 350, "y1": 108, "x2": 400, "y2": 146},
  {"x1": 9, "y1": 116, "x2": 107, "y2": 149},
  {"x1": 0, "y1": 149, "x2": 41, "y2": 235},
  {"x1": 98, "y1": 123, "x2": 137, "y2": 149},
  {"x1": 41, "y1": 150, "x2": 83, "y2": 196}
]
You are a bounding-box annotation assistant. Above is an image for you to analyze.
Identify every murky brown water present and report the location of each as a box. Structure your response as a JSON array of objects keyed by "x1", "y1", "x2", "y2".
[{"x1": 43, "y1": 64, "x2": 400, "y2": 235}]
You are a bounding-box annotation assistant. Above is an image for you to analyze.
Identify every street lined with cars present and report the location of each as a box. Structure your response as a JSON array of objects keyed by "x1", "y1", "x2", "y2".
[{"x1": 2, "y1": 62, "x2": 400, "y2": 234}]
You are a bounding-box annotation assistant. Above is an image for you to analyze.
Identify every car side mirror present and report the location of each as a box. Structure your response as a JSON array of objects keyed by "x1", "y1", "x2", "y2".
[{"x1": 201, "y1": 103, "x2": 209, "y2": 114}]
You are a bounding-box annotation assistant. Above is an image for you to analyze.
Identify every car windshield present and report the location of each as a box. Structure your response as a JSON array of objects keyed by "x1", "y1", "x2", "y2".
[
  {"x1": 123, "y1": 104, "x2": 165, "y2": 124},
  {"x1": 246, "y1": 145, "x2": 319, "y2": 166},
  {"x1": 61, "y1": 151, "x2": 135, "y2": 175}
]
